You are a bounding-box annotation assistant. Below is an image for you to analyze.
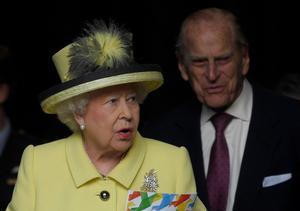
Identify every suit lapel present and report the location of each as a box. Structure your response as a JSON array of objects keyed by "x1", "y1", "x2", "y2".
[{"x1": 233, "y1": 87, "x2": 280, "y2": 211}]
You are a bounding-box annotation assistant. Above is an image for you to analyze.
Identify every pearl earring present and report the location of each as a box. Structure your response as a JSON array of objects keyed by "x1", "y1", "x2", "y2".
[{"x1": 80, "y1": 124, "x2": 85, "y2": 131}]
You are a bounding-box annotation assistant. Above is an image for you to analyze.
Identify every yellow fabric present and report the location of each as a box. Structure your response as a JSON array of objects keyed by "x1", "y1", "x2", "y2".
[{"x1": 6, "y1": 132, "x2": 206, "y2": 211}]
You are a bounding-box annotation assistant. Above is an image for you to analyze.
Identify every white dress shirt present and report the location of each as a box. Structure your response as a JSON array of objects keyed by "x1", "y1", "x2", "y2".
[{"x1": 201, "y1": 79, "x2": 253, "y2": 211}]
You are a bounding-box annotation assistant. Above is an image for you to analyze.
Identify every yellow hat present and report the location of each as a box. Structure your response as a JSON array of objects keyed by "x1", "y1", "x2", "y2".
[{"x1": 39, "y1": 20, "x2": 163, "y2": 114}]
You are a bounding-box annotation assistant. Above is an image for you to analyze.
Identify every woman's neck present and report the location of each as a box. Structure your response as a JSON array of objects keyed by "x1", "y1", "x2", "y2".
[{"x1": 83, "y1": 142, "x2": 125, "y2": 176}]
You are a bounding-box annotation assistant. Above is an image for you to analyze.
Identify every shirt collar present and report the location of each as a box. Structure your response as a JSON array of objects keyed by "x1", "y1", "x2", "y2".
[
  {"x1": 201, "y1": 79, "x2": 253, "y2": 124},
  {"x1": 66, "y1": 132, "x2": 146, "y2": 189}
]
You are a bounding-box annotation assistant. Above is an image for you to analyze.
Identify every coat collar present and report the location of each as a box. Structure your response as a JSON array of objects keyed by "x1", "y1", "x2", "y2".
[
  {"x1": 66, "y1": 132, "x2": 146, "y2": 188},
  {"x1": 66, "y1": 133, "x2": 99, "y2": 187},
  {"x1": 109, "y1": 132, "x2": 146, "y2": 188}
]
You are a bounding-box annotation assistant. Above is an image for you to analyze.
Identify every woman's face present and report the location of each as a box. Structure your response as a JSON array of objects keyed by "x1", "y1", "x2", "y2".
[{"x1": 75, "y1": 84, "x2": 140, "y2": 154}]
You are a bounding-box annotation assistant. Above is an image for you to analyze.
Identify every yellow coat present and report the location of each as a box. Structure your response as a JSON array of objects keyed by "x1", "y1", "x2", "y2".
[{"x1": 7, "y1": 132, "x2": 206, "y2": 211}]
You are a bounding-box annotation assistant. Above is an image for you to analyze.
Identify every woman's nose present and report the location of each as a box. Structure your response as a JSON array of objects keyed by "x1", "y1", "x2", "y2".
[{"x1": 119, "y1": 101, "x2": 132, "y2": 121}]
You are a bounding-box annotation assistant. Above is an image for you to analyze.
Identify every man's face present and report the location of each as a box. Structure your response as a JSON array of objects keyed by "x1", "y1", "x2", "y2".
[{"x1": 178, "y1": 21, "x2": 249, "y2": 110}]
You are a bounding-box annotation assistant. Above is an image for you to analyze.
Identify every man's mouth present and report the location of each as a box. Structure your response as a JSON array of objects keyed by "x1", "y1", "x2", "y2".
[{"x1": 206, "y1": 85, "x2": 225, "y2": 94}]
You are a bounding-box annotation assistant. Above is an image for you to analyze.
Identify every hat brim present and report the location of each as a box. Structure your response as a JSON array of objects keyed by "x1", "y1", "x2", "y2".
[{"x1": 39, "y1": 64, "x2": 163, "y2": 114}]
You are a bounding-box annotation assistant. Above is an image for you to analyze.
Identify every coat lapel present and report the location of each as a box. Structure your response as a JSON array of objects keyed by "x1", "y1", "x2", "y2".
[{"x1": 233, "y1": 87, "x2": 280, "y2": 211}]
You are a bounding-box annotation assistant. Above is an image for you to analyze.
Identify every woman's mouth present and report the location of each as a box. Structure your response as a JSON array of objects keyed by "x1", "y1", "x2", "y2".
[{"x1": 117, "y1": 128, "x2": 133, "y2": 140}]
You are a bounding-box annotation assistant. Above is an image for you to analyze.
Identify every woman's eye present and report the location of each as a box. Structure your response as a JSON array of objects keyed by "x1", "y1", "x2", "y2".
[
  {"x1": 107, "y1": 98, "x2": 117, "y2": 104},
  {"x1": 128, "y1": 95, "x2": 137, "y2": 102}
]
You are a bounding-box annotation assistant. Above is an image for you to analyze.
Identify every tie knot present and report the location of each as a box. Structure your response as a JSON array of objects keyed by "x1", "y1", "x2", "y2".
[{"x1": 211, "y1": 113, "x2": 233, "y2": 133}]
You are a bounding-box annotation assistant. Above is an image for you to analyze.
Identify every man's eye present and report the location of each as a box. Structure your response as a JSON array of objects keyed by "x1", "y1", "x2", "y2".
[
  {"x1": 216, "y1": 56, "x2": 231, "y2": 65},
  {"x1": 192, "y1": 60, "x2": 207, "y2": 67}
]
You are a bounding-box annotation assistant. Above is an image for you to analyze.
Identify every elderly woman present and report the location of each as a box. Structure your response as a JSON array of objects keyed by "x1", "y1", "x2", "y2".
[{"x1": 6, "y1": 20, "x2": 206, "y2": 211}]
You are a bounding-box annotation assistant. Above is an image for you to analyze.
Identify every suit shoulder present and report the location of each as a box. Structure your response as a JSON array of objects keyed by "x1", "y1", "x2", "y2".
[
  {"x1": 147, "y1": 97, "x2": 201, "y2": 122},
  {"x1": 253, "y1": 85, "x2": 300, "y2": 116}
]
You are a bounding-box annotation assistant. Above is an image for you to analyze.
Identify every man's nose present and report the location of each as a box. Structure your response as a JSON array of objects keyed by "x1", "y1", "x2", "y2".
[{"x1": 206, "y1": 62, "x2": 219, "y2": 81}]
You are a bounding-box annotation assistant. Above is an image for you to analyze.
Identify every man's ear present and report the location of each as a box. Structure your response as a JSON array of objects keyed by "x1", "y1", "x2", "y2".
[
  {"x1": 0, "y1": 83, "x2": 9, "y2": 104},
  {"x1": 178, "y1": 63, "x2": 189, "y2": 81},
  {"x1": 176, "y1": 53, "x2": 189, "y2": 81},
  {"x1": 241, "y1": 48, "x2": 250, "y2": 76}
]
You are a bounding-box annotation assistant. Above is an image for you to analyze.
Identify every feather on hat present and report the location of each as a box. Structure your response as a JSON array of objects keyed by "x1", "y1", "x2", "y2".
[{"x1": 39, "y1": 20, "x2": 163, "y2": 114}]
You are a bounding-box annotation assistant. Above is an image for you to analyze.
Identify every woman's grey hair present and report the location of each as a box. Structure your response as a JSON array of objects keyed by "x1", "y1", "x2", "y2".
[
  {"x1": 56, "y1": 93, "x2": 90, "y2": 132},
  {"x1": 56, "y1": 83, "x2": 147, "y2": 132},
  {"x1": 176, "y1": 7, "x2": 248, "y2": 61}
]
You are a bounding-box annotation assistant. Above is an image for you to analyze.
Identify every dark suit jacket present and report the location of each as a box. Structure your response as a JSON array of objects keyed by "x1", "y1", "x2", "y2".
[
  {"x1": 0, "y1": 129, "x2": 38, "y2": 210},
  {"x1": 141, "y1": 84, "x2": 300, "y2": 211}
]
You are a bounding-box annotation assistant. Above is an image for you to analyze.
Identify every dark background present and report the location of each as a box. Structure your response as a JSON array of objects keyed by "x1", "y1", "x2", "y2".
[{"x1": 0, "y1": 0, "x2": 287, "y2": 141}]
